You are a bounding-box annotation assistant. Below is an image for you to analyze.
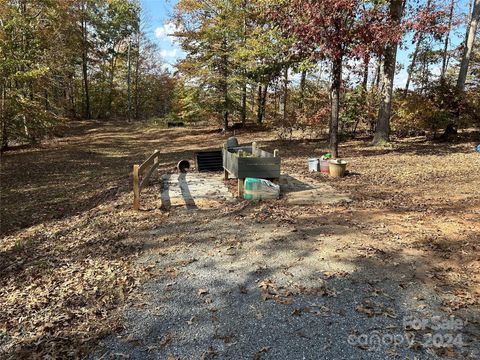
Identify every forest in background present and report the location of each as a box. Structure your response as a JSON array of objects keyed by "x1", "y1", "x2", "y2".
[{"x1": 1, "y1": 0, "x2": 479, "y2": 156}]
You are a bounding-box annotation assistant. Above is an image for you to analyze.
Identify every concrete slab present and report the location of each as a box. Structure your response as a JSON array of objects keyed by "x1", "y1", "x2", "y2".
[
  {"x1": 160, "y1": 172, "x2": 349, "y2": 209},
  {"x1": 161, "y1": 172, "x2": 234, "y2": 210},
  {"x1": 279, "y1": 174, "x2": 351, "y2": 205}
]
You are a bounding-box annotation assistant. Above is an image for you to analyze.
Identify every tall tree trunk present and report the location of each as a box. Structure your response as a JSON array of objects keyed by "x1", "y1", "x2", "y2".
[
  {"x1": 1, "y1": 124, "x2": 7, "y2": 152},
  {"x1": 240, "y1": 0, "x2": 247, "y2": 125},
  {"x1": 371, "y1": 56, "x2": 381, "y2": 89},
  {"x1": 126, "y1": 37, "x2": 132, "y2": 121},
  {"x1": 241, "y1": 80, "x2": 247, "y2": 124},
  {"x1": 404, "y1": 37, "x2": 421, "y2": 95},
  {"x1": 404, "y1": 0, "x2": 432, "y2": 95},
  {"x1": 81, "y1": 49, "x2": 90, "y2": 119},
  {"x1": 223, "y1": 74, "x2": 229, "y2": 131},
  {"x1": 280, "y1": 67, "x2": 288, "y2": 122},
  {"x1": 457, "y1": 0, "x2": 480, "y2": 91},
  {"x1": 330, "y1": 56, "x2": 342, "y2": 158},
  {"x1": 222, "y1": 77, "x2": 229, "y2": 131},
  {"x1": 250, "y1": 84, "x2": 255, "y2": 115},
  {"x1": 300, "y1": 69, "x2": 307, "y2": 112},
  {"x1": 134, "y1": 32, "x2": 141, "y2": 120},
  {"x1": 257, "y1": 83, "x2": 263, "y2": 124},
  {"x1": 80, "y1": 1, "x2": 91, "y2": 119},
  {"x1": 261, "y1": 83, "x2": 268, "y2": 122},
  {"x1": 440, "y1": 0, "x2": 455, "y2": 81},
  {"x1": 69, "y1": 74, "x2": 76, "y2": 118},
  {"x1": 107, "y1": 56, "x2": 116, "y2": 117},
  {"x1": 223, "y1": 109, "x2": 229, "y2": 132},
  {"x1": 27, "y1": 83, "x2": 35, "y2": 143},
  {"x1": 362, "y1": 55, "x2": 369, "y2": 91},
  {"x1": 373, "y1": 0, "x2": 403, "y2": 145},
  {"x1": 1, "y1": 81, "x2": 7, "y2": 152},
  {"x1": 421, "y1": 54, "x2": 429, "y2": 93},
  {"x1": 256, "y1": 82, "x2": 269, "y2": 125},
  {"x1": 274, "y1": 84, "x2": 279, "y2": 114},
  {"x1": 220, "y1": 37, "x2": 229, "y2": 131}
]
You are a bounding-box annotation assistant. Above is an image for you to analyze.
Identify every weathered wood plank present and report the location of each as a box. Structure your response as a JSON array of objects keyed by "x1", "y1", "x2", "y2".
[
  {"x1": 238, "y1": 157, "x2": 280, "y2": 166},
  {"x1": 133, "y1": 150, "x2": 161, "y2": 211},
  {"x1": 139, "y1": 149, "x2": 160, "y2": 173},
  {"x1": 133, "y1": 164, "x2": 140, "y2": 210},
  {"x1": 237, "y1": 178, "x2": 244, "y2": 198},
  {"x1": 255, "y1": 149, "x2": 274, "y2": 158},
  {"x1": 223, "y1": 147, "x2": 281, "y2": 179},
  {"x1": 140, "y1": 161, "x2": 160, "y2": 190}
]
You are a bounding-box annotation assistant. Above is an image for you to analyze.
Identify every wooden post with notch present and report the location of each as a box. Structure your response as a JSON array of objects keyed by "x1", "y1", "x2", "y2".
[
  {"x1": 133, "y1": 164, "x2": 140, "y2": 210},
  {"x1": 272, "y1": 149, "x2": 280, "y2": 184},
  {"x1": 237, "y1": 178, "x2": 244, "y2": 198},
  {"x1": 132, "y1": 150, "x2": 160, "y2": 211},
  {"x1": 237, "y1": 149, "x2": 244, "y2": 197},
  {"x1": 223, "y1": 143, "x2": 229, "y2": 180}
]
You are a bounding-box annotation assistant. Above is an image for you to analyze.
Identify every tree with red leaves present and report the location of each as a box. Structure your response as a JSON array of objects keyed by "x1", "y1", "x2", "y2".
[
  {"x1": 272, "y1": 0, "x2": 449, "y2": 152},
  {"x1": 272, "y1": 0, "x2": 402, "y2": 156}
]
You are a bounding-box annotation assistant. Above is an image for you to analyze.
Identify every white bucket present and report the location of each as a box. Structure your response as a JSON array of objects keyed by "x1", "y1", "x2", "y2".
[{"x1": 308, "y1": 158, "x2": 319, "y2": 172}]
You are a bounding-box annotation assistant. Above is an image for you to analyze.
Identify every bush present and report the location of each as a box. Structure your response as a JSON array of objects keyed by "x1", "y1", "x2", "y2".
[
  {"x1": 1, "y1": 95, "x2": 66, "y2": 148},
  {"x1": 392, "y1": 82, "x2": 478, "y2": 137}
]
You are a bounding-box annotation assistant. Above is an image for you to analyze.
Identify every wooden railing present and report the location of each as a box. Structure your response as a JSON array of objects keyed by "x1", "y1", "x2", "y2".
[{"x1": 133, "y1": 150, "x2": 161, "y2": 210}]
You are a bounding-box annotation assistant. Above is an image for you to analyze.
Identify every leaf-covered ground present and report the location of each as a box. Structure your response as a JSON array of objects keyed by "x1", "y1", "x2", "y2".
[{"x1": 0, "y1": 120, "x2": 479, "y2": 358}]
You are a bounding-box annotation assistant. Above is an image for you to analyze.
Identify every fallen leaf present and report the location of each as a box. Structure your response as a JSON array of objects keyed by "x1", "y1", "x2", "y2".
[
  {"x1": 253, "y1": 346, "x2": 271, "y2": 360},
  {"x1": 198, "y1": 288, "x2": 208, "y2": 296}
]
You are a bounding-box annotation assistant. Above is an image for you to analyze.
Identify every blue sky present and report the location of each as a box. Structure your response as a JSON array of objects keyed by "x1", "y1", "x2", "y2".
[
  {"x1": 140, "y1": 0, "x2": 182, "y2": 69},
  {"x1": 141, "y1": 0, "x2": 471, "y2": 88}
]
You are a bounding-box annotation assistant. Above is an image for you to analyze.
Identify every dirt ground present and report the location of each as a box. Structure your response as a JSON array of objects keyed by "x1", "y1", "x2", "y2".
[{"x1": 0, "y1": 120, "x2": 479, "y2": 359}]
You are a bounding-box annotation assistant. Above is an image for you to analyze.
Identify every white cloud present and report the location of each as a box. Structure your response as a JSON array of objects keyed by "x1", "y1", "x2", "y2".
[
  {"x1": 155, "y1": 22, "x2": 177, "y2": 40},
  {"x1": 160, "y1": 49, "x2": 177, "y2": 58}
]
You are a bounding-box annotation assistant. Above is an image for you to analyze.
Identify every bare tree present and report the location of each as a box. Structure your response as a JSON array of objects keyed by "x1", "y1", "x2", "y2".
[
  {"x1": 404, "y1": 0, "x2": 432, "y2": 95},
  {"x1": 457, "y1": 0, "x2": 480, "y2": 90},
  {"x1": 440, "y1": 0, "x2": 455, "y2": 81},
  {"x1": 80, "y1": 0, "x2": 91, "y2": 119},
  {"x1": 373, "y1": 0, "x2": 404, "y2": 145}
]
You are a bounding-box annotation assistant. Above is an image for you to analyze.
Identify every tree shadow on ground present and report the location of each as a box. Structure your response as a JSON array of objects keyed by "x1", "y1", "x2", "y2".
[
  {"x1": 0, "y1": 121, "x2": 235, "y2": 236},
  {"x1": 93, "y1": 202, "x2": 479, "y2": 359},
  {"x1": 258, "y1": 133, "x2": 477, "y2": 158},
  {"x1": 1, "y1": 120, "x2": 478, "y2": 358}
]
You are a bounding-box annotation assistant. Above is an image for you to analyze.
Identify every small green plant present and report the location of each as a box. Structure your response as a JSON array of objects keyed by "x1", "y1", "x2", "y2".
[
  {"x1": 14, "y1": 238, "x2": 33, "y2": 252},
  {"x1": 146, "y1": 117, "x2": 168, "y2": 127}
]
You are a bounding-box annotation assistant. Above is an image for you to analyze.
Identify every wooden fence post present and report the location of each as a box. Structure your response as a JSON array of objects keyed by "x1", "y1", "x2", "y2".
[
  {"x1": 223, "y1": 143, "x2": 229, "y2": 180},
  {"x1": 132, "y1": 150, "x2": 161, "y2": 210},
  {"x1": 237, "y1": 178, "x2": 244, "y2": 198},
  {"x1": 133, "y1": 164, "x2": 140, "y2": 210},
  {"x1": 273, "y1": 149, "x2": 280, "y2": 184}
]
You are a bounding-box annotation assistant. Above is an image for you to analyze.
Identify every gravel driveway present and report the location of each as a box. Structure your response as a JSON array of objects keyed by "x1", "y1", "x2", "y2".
[{"x1": 90, "y1": 187, "x2": 478, "y2": 360}]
